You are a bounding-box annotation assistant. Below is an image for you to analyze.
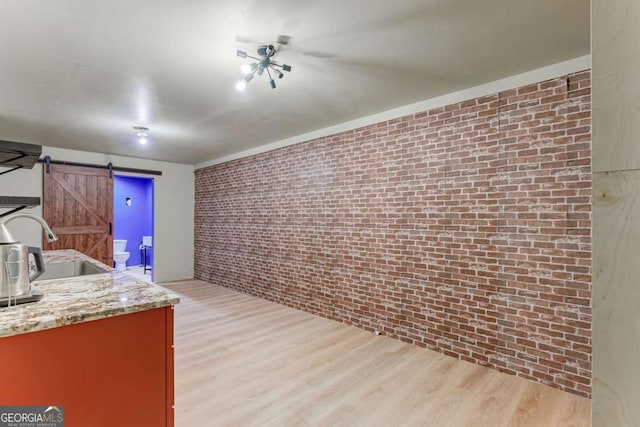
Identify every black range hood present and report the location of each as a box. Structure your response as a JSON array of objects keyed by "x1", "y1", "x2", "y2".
[
  {"x1": 0, "y1": 140, "x2": 42, "y2": 169},
  {"x1": 0, "y1": 196, "x2": 40, "y2": 208},
  {"x1": 0, "y1": 140, "x2": 43, "y2": 218}
]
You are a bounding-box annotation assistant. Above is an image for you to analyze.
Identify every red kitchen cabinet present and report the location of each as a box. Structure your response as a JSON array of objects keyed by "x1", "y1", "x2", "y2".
[{"x1": 0, "y1": 306, "x2": 175, "y2": 427}]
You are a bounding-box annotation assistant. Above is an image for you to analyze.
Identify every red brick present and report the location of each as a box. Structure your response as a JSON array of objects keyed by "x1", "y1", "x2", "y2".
[{"x1": 194, "y1": 70, "x2": 592, "y2": 398}]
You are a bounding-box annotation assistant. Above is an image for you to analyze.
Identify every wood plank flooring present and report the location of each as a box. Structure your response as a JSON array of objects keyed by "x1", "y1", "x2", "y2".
[{"x1": 161, "y1": 280, "x2": 591, "y2": 427}]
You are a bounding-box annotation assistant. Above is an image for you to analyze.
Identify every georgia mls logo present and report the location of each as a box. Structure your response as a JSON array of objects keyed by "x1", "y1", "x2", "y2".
[
  {"x1": 44, "y1": 406, "x2": 63, "y2": 417},
  {"x1": 0, "y1": 405, "x2": 64, "y2": 427}
]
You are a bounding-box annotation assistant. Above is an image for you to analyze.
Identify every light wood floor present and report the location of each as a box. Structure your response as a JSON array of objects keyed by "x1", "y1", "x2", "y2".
[{"x1": 161, "y1": 280, "x2": 591, "y2": 427}]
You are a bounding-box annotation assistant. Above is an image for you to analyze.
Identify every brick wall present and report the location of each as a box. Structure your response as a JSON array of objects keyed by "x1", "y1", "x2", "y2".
[{"x1": 194, "y1": 70, "x2": 592, "y2": 397}]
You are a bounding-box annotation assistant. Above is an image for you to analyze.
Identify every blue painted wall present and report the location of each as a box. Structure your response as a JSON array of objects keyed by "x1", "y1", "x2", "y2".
[{"x1": 114, "y1": 176, "x2": 154, "y2": 267}]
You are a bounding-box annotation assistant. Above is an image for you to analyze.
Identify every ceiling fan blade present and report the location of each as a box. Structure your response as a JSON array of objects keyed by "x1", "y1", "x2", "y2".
[
  {"x1": 235, "y1": 35, "x2": 259, "y2": 44},
  {"x1": 276, "y1": 35, "x2": 291, "y2": 46},
  {"x1": 302, "y1": 51, "x2": 335, "y2": 59}
]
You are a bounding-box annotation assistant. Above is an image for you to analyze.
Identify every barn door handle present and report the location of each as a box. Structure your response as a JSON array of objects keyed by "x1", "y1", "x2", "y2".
[{"x1": 109, "y1": 222, "x2": 112, "y2": 236}]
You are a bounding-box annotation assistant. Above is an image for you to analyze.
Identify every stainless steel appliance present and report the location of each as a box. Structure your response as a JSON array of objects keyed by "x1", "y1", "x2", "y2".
[{"x1": 0, "y1": 213, "x2": 58, "y2": 299}]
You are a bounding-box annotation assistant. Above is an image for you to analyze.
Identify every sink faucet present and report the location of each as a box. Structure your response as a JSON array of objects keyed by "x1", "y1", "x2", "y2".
[{"x1": 0, "y1": 213, "x2": 59, "y2": 244}]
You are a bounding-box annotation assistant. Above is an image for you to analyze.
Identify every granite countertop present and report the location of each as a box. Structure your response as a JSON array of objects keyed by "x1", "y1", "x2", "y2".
[{"x1": 0, "y1": 249, "x2": 179, "y2": 338}]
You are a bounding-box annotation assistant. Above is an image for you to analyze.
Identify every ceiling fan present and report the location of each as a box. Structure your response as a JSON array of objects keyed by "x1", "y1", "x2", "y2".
[{"x1": 235, "y1": 35, "x2": 293, "y2": 91}]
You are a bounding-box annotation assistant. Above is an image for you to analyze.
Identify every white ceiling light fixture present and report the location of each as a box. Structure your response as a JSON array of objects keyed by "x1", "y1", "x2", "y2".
[
  {"x1": 240, "y1": 64, "x2": 253, "y2": 75},
  {"x1": 133, "y1": 126, "x2": 149, "y2": 145},
  {"x1": 236, "y1": 35, "x2": 292, "y2": 91}
]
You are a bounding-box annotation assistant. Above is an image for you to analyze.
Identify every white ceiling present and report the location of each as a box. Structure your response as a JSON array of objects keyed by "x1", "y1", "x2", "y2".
[{"x1": 0, "y1": 0, "x2": 589, "y2": 165}]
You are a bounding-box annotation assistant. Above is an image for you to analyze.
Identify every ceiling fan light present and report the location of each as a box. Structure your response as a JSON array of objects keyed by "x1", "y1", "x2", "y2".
[{"x1": 235, "y1": 39, "x2": 293, "y2": 90}]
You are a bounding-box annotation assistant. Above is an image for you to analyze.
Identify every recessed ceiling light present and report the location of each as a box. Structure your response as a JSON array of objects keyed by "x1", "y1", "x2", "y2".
[
  {"x1": 133, "y1": 126, "x2": 150, "y2": 145},
  {"x1": 137, "y1": 132, "x2": 148, "y2": 144}
]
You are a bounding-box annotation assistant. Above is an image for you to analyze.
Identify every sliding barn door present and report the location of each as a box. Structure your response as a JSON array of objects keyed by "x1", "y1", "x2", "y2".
[{"x1": 43, "y1": 164, "x2": 113, "y2": 266}]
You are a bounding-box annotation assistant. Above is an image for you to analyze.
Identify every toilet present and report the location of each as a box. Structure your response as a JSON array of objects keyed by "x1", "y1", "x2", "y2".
[{"x1": 113, "y1": 239, "x2": 130, "y2": 272}]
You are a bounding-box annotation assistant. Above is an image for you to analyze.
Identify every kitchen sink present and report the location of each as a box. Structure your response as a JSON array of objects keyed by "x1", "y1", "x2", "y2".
[{"x1": 37, "y1": 261, "x2": 111, "y2": 281}]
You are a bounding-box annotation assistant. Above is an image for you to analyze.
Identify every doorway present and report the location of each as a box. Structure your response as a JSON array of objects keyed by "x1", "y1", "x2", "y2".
[{"x1": 113, "y1": 175, "x2": 154, "y2": 281}]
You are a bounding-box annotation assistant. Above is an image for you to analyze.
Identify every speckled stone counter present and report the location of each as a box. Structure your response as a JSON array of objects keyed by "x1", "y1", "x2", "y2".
[{"x1": 0, "y1": 249, "x2": 179, "y2": 338}]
